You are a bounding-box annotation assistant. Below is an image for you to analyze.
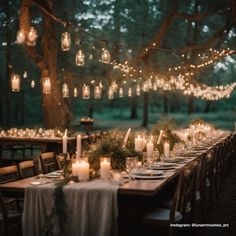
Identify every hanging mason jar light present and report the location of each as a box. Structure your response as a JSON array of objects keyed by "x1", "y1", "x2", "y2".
[
  {"x1": 82, "y1": 84, "x2": 90, "y2": 99},
  {"x1": 101, "y1": 42, "x2": 110, "y2": 64},
  {"x1": 94, "y1": 86, "x2": 102, "y2": 99},
  {"x1": 108, "y1": 87, "x2": 114, "y2": 99},
  {"x1": 73, "y1": 87, "x2": 78, "y2": 97},
  {"x1": 61, "y1": 32, "x2": 71, "y2": 51},
  {"x1": 16, "y1": 29, "x2": 26, "y2": 44},
  {"x1": 153, "y1": 82, "x2": 157, "y2": 91},
  {"x1": 136, "y1": 85, "x2": 141, "y2": 96},
  {"x1": 11, "y1": 73, "x2": 21, "y2": 92},
  {"x1": 119, "y1": 87, "x2": 124, "y2": 98},
  {"x1": 62, "y1": 83, "x2": 69, "y2": 98},
  {"x1": 128, "y1": 88, "x2": 132, "y2": 97},
  {"x1": 31, "y1": 80, "x2": 35, "y2": 88},
  {"x1": 27, "y1": 27, "x2": 38, "y2": 46},
  {"x1": 43, "y1": 77, "x2": 51, "y2": 94},
  {"x1": 75, "y1": 49, "x2": 85, "y2": 66}
]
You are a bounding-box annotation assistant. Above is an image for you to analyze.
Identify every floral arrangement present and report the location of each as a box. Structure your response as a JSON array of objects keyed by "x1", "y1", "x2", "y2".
[
  {"x1": 151, "y1": 119, "x2": 181, "y2": 154},
  {"x1": 88, "y1": 129, "x2": 141, "y2": 171}
]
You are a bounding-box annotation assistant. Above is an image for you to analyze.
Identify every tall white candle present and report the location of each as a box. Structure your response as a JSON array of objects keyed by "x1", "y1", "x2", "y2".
[
  {"x1": 62, "y1": 129, "x2": 67, "y2": 153},
  {"x1": 122, "y1": 128, "x2": 131, "y2": 148},
  {"x1": 157, "y1": 130, "x2": 163, "y2": 144},
  {"x1": 164, "y1": 142, "x2": 170, "y2": 158},
  {"x1": 147, "y1": 141, "x2": 154, "y2": 157},
  {"x1": 135, "y1": 135, "x2": 143, "y2": 152},
  {"x1": 100, "y1": 158, "x2": 111, "y2": 179},
  {"x1": 72, "y1": 160, "x2": 79, "y2": 177},
  {"x1": 78, "y1": 160, "x2": 89, "y2": 181},
  {"x1": 76, "y1": 134, "x2": 81, "y2": 159}
]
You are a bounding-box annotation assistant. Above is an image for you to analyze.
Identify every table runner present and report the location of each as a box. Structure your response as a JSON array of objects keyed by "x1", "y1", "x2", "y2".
[{"x1": 22, "y1": 179, "x2": 119, "y2": 236}]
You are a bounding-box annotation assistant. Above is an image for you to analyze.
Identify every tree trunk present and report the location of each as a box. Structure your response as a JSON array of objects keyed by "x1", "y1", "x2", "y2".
[
  {"x1": 130, "y1": 95, "x2": 138, "y2": 119},
  {"x1": 204, "y1": 101, "x2": 211, "y2": 113},
  {"x1": 5, "y1": 0, "x2": 12, "y2": 128},
  {"x1": 142, "y1": 92, "x2": 148, "y2": 127},
  {"x1": 188, "y1": 96, "x2": 194, "y2": 114},
  {"x1": 20, "y1": 0, "x2": 71, "y2": 129}
]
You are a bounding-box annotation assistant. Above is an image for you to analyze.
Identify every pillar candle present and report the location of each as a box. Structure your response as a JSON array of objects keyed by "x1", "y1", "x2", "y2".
[
  {"x1": 147, "y1": 141, "x2": 154, "y2": 157},
  {"x1": 72, "y1": 161, "x2": 79, "y2": 177},
  {"x1": 100, "y1": 158, "x2": 111, "y2": 179},
  {"x1": 78, "y1": 160, "x2": 89, "y2": 181},
  {"x1": 76, "y1": 134, "x2": 81, "y2": 159},
  {"x1": 62, "y1": 129, "x2": 67, "y2": 154},
  {"x1": 157, "y1": 130, "x2": 163, "y2": 144},
  {"x1": 164, "y1": 142, "x2": 170, "y2": 158},
  {"x1": 135, "y1": 135, "x2": 143, "y2": 152}
]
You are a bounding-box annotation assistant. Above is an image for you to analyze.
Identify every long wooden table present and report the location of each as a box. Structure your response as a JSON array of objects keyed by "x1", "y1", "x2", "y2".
[{"x1": 0, "y1": 133, "x2": 231, "y2": 197}]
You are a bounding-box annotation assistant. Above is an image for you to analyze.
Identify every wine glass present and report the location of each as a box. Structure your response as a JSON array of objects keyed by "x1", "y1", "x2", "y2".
[{"x1": 125, "y1": 157, "x2": 138, "y2": 181}]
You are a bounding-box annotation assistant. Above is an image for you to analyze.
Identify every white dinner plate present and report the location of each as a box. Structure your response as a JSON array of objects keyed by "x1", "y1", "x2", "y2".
[
  {"x1": 133, "y1": 174, "x2": 166, "y2": 180},
  {"x1": 134, "y1": 170, "x2": 164, "y2": 176},
  {"x1": 30, "y1": 181, "x2": 41, "y2": 186}
]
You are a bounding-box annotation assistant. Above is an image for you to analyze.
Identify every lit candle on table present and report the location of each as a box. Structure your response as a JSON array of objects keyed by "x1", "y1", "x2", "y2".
[
  {"x1": 100, "y1": 157, "x2": 111, "y2": 179},
  {"x1": 135, "y1": 135, "x2": 143, "y2": 152},
  {"x1": 157, "y1": 130, "x2": 163, "y2": 144},
  {"x1": 76, "y1": 134, "x2": 81, "y2": 159},
  {"x1": 62, "y1": 129, "x2": 67, "y2": 154},
  {"x1": 72, "y1": 160, "x2": 79, "y2": 177},
  {"x1": 123, "y1": 128, "x2": 131, "y2": 148},
  {"x1": 164, "y1": 142, "x2": 170, "y2": 158},
  {"x1": 147, "y1": 140, "x2": 154, "y2": 157},
  {"x1": 78, "y1": 159, "x2": 89, "y2": 181}
]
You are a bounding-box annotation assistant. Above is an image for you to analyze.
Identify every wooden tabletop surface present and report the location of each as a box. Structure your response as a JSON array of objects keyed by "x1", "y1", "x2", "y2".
[{"x1": 0, "y1": 133, "x2": 231, "y2": 197}]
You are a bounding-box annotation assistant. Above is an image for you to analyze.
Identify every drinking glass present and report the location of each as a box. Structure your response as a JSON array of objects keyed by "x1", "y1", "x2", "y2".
[{"x1": 125, "y1": 157, "x2": 138, "y2": 181}]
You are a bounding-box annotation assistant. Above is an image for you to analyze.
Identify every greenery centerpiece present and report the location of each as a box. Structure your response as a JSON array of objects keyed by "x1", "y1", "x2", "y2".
[
  {"x1": 88, "y1": 129, "x2": 142, "y2": 171},
  {"x1": 151, "y1": 119, "x2": 181, "y2": 155}
]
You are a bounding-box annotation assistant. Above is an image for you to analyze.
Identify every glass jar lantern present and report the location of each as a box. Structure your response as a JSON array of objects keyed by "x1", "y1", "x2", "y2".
[
  {"x1": 62, "y1": 83, "x2": 69, "y2": 98},
  {"x1": 42, "y1": 77, "x2": 51, "y2": 94},
  {"x1": 27, "y1": 27, "x2": 38, "y2": 46},
  {"x1": 75, "y1": 50, "x2": 85, "y2": 66},
  {"x1": 94, "y1": 86, "x2": 102, "y2": 99},
  {"x1": 108, "y1": 87, "x2": 114, "y2": 99},
  {"x1": 11, "y1": 73, "x2": 21, "y2": 92},
  {"x1": 82, "y1": 84, "x2": 90, "y2": 99},
  {"x1": 119, "y1": 87, "x2": 124, "y2": 98},
  {"x1": 101, "y1": 49, "x2": 110, "y2": 64},
  {"x1": 61, "y1": 32, "x2": 71, "y2": 51},
  {"x1": 16, "y1": 29, "x2": 25, "y2": 44}
]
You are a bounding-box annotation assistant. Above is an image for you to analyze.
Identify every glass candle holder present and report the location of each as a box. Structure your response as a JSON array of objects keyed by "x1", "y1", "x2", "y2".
[
  {"x1": 119, "y1": 87, "x2": 124, "y2": 98},
  {"x1": 77, "y1": 159, "x2": 90, "y2": 182},
  {"x1": 101, "y1": 49, "x2": 110, "y2": 64},
  {"x1": 82, "y1": 84, "x2": 90, "y2": 99},
  {"x1": 134, "y1": 132, "x2": 144, "y2": 152},
  {"x1": 108, "y1": 87, "x2": 114, "y2": 99},
  {"x1": 42, "y1": 77, "x2": 51, "y2": 94},
  {"x1": 62, "y1": 83, "x2": 69, "y2": 98},
  {"x1": 11, "y1": 73, "x2": 21, "y2": 92},
  {"x1": 27, "y1": 27, "x2": 38, "y2": 46},
  {"x1": 94, "y1": 86, "x2": 102, "y2": 99},
  {"x1": 75, "y1": 49, "x2": 85, "y2": 66},
  {"x1": 16, "y1": 29, "x2": 26, "y2": 44},
  {"x1": 100, "y1": 157, "x2": 111, "y2": 179},
  {"x1": 61, "y1": 32, "x2": 71, "y2": 51}
]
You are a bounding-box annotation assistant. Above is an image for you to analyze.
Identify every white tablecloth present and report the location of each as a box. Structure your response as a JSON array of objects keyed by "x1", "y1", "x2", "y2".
[{"x1": 22, "y1": 179, "x2": 119, "y2": 236}]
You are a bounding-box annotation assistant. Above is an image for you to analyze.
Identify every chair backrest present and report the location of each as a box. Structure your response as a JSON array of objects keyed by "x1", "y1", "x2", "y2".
[
  {"x1": 0, "y1": 165, "x2": 20, "y2": 184},
  {"x1": 18, "y1": 160, "x2": 37, "y2": 179},
  {"x1": 39, "y1": 152, "x2": 59, "y2": 174},
  {"x1": 56, "y1": 154, "x2": 70, "y2": 170},
  {"x1": 170, "y1": 161, "x2": 198, "y2": 223}
]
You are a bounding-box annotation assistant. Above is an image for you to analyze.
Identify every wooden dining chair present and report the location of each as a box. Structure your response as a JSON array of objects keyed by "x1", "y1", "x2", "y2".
[
  {"x1": 0, "y1": 165, "x2": 22, "y2": 236},
  {"x1": 142, "y1": 163, "x2": 197, "y2": 236},
  {"x1": 39, "y1": 152, "x2": 59, "y2": 174},
  {"x1": 18, "y1": 160, "x2": 37, "y2": 179}
]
